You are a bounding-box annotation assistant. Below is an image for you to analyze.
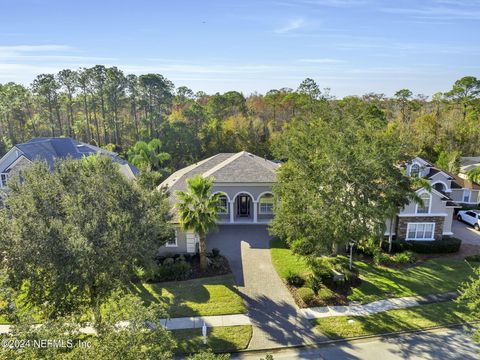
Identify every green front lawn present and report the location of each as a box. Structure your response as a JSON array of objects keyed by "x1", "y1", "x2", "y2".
[
  {"x1": 270, "y1": 238, "x2": 478, "y2": 304},
  {"x1": 350, "y1": 259, "x2": 477, "y2": 303},
  {"x1": 128, "y1": 275, "x2": 246, "y2": 318},
  {"x1": 172, "y1": 325, "x2": 252, "y2": 354},
  {"x1": 315, "y1": 301, "x2": 476, "y2": 339},
  {"x1": 270, "y1": 238, "x2": 311, "y2": 279}
]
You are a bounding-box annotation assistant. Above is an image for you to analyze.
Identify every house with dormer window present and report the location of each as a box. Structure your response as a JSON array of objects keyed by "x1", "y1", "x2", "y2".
[{"x1": 385, "y1": 156, "x2": 480, "y2": 241}]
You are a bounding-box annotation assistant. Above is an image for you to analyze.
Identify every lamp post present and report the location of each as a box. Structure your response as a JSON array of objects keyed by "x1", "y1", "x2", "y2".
[
  {"x1": 349, "y1": 240, "x2": 355, "y2": 270},
  {"x1": 202, "y1": 322, "x2": 207, "y2": 347}
]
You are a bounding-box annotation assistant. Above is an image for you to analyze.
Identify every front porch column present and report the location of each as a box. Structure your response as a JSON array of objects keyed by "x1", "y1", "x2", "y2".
[
  {"x1": 229, "y1": 200, "x2": 234, "y2": 223},
  {"x1": 253, "y1": 200, "x2": 258, "y2": 223}
]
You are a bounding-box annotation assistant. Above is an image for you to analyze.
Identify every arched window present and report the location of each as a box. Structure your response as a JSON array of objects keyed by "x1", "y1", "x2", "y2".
[
  {"x1": 410, "y1": 164, "x2": 420, "y2": 177},
  {"x1": 217, "y1": 194, "x2": 228, "y2": 214},
  {"x1": 416, "y1": 193, "x2": 430, "y2": 214},
  {"x1": 259, "y1": 194, "x2": 274, "y2": 214}
]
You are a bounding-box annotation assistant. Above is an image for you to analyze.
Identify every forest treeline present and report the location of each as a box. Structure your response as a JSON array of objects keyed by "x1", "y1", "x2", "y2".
[{"x1": 0, "y1": 65, "x2": 479, "y2": 173}]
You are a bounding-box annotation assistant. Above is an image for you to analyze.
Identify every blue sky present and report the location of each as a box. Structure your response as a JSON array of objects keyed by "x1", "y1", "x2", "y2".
[{"x1": 0, "y1": 0, "x2": 479, "y2": 97}]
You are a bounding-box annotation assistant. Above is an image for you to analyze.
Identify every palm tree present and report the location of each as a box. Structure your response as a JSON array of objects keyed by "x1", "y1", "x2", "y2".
[
  {"x1": 127, "y1": 139, "x2": 170, "y2": 171},
  {"x1": 175, "y1": 175, "x2": 222, "y2": 272}
]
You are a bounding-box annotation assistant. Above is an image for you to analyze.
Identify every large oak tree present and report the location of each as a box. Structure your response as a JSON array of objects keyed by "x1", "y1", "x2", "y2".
[{"x1": 0, "y1": 155, "x2": 172, "y2": 326}]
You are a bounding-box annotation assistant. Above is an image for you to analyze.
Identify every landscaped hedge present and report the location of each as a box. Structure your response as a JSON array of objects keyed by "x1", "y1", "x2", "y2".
[{"x1": 383, "y1": 237, "x2": 462, "y2": 254}]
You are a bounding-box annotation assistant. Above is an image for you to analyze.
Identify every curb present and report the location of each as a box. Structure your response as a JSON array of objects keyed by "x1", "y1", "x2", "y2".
[{"x1": 233, "y1": 321, "x2": 478, "y2": 356}]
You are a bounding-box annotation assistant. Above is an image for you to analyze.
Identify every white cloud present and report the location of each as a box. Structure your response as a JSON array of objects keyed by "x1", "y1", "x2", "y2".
[
  {"x1": 275, "y1": 17, "x2": 306, "y2": 33},
  {"x1": 381, "y1": 5, "x2": 480, "y2": 20},
  {"x1": 297, "y1": 58, "x2": 346, "y2": 64}
]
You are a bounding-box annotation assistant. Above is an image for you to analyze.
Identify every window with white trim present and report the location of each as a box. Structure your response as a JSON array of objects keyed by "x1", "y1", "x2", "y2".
[
  {"x1": 463, "y1": 189, "x2": 471, "y2": 202},
  {"x1": 406, "y1": 223, "x2": 435, "y2": 240},
  {"x1": 259, "y1": 194, "x2": 274, "y2": 214},
  {"x1": 416, "y1": 193, "x2": 430, "y2": 214},
  {"x1": 0, "y1": 173, "x2": 8, "y2": 188},
  {"x1": 410, "y1": 164, "x2": 420, "y2": 177},
  {"x1": 166, "y1": 230, "x2": 178, "y2": 247},
  {"x1": 217, "y1": 195, "x2": 228, "y2": 214}
]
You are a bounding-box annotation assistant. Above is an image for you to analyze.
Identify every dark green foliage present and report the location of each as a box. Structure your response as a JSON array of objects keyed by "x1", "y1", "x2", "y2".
[
  {"x1": 155, "y1": 260, "x2": 192, "y2": 281},
  {"x1": 211, "y1": 248, "x2": 221, "y2": 257},
  {"x1": 0, "y1": 156, "x2": 172, "y2": 325},
  {"x1": 383, "y1": 237, "x2": 462, "y2": 254},
  {"x1": 309, "y1": 256, "x2": 359, "y2": 288},
  {"x1": 408, "y1": 238, "x2": 462, "y2": 254},
  {"x1": 297, "y1": 287, "x2": 316, "y2": 306},
  {"x1": 286, "y1": 271, "x2": 306, "y2": 288},
  {"x1": 374, "y1": 251, "x2": 418, "y2": 266},
  {"x1": 271, "y1": 100, "x2": 415, "y2": 258},
  {"x1": 465, "y1": 254, "x2": 480, "y2": 262}
]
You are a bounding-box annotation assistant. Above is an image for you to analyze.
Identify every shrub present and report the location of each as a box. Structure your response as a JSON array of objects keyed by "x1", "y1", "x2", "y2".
[
  {"x1": 356, "y1": 237, "x2": 379, "y2": 257},
  {"x1": 465, "y1": 254, "x2": 480, "y2": 262},
  {"x1": 211, "y1": 248, "x2": 221, "y2": 257},
  {"x1": 374, "y1": 251, "x2": 394, "y2": 266},
  {"x1": 297, "y1": 287, "x2": 316, "y2": 306},
  {"x1": 163, "y1": 257, "x2": 174, "y2": 266},
  {"x1": 393, "y1": 250, "x2": 417, "y2": 264},
  {"x1": 310, "y1": 257, "x2": 334, "y2": 284},
  {"x1": 382, "y1": 238, "x2": 462, "y2": 254},
  {"x1": 155, "y1": 260, "x2": 191, "y2": 281},
  {"x1": 305, "y1": 276, "x2": 322, "y2": 294},
  {"x1": 286, "y1": 271, "x2": 305, "y2": 287},
  {"x1": 381, "y1": 240, "x2": 408, "y2": 253},
  {"x1": 407, "y1": 237, "x2": 461, "y2": 254}
]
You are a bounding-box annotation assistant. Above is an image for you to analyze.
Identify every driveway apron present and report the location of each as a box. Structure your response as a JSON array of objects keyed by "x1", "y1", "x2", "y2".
[{"x1": 207, "y1": 225, "x2": 327, "y2": 350}]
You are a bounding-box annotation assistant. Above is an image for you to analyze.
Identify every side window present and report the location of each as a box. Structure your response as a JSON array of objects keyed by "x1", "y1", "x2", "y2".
[{"x1": 467, "y1": 211, "x2": 475, "y2": 217}]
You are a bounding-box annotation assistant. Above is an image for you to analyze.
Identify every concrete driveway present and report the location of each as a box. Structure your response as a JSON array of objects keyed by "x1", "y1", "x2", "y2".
[
  {"x1": 452, "y1": 219, "x2": 480, "y2": 245},
  {"x1": 207, "y1": 225, "x2": 326, "y2": 350}
]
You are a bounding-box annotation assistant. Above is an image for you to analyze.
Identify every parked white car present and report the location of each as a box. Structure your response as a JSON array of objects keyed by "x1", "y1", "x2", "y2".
[{"x1": 457, "y1": 210, "x2": 480, "y2": 230}]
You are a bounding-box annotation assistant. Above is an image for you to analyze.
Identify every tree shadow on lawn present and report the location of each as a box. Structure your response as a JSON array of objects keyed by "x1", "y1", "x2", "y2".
[
  {"x1": 323, "y1": 301, "x2": 472, "y2": 339},
  {"x1": 127, "y1": 275, "x2": 243, "y2": 318}
]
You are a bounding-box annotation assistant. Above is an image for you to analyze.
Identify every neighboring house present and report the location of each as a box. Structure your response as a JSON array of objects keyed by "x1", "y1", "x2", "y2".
[
  {"x1": 157, "y1": 151, "x2": 279, "y2": 254},
  {"x1": 385, "y1": 156, "x2": 480, "y2": 241},
  {"x1": 0, "y1": 137, "x2": 139, "y2": 191},
  {"x1": 460, "y1": 156, "x2": 480, "y2": 181}
]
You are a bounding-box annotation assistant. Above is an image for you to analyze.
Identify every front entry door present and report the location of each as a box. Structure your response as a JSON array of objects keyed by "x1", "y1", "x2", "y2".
[{"x1": 237, "y1": 195, "x2": 251, "y2": 217}]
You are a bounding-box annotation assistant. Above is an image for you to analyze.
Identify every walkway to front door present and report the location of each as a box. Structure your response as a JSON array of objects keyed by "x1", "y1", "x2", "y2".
[{"x1": 207, "y1": 225, "x2": 327, "y2": 350}]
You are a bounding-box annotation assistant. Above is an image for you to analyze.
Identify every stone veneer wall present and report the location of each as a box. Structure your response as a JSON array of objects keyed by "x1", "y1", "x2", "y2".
[{"x1": 396, "y1": 216, "x2": 444, "y2": 241}]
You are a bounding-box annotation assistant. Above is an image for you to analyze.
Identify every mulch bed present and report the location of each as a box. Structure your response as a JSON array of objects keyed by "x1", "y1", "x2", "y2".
[
  {"x1": 286, "y1": 282, "x2": 350, "y2": 308},
  {"x1": 187, "y1": 255, "x2": 232, "y2": 280}
]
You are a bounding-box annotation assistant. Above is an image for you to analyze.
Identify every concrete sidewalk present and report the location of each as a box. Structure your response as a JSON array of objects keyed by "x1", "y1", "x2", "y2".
[
  {"x1": 163, "y1": 314, "x2": 251, "y2": 330},
  {"x1": 0, "y1": 314, "x2": 251, "y2": 334},
  {"x1": 299, "y1": 292, "x2": 458, "y2": 320}
]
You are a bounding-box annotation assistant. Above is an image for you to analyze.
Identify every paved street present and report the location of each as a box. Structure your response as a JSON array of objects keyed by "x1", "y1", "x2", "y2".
[
  {"x1": 233, "y1": 327, "x2": 479, "y2": 360},
  {"x1": 207, "y1": 225, "x2": 327, "y2": 350}
]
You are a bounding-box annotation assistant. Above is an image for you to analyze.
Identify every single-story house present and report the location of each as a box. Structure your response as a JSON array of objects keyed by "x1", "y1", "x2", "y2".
[
  {"x1": 0, "y1": 137, "x2": 139, "y2": 191},
  {"x1": 157, "y1": 151, "x2": 279, "y2": 254}
]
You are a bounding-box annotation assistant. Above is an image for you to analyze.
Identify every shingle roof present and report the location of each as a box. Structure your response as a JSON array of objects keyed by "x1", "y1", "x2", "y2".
[
  {"x1": 13, "y1": 137, "x2": 138, "y2": 175},
  {"x1": 160, "y1": 151, "x2": 279, "y2": 193},
  {"x1": 450, "y1": 173, "x2": 480, "y2": 190},
  {"x1": 158, "y1": 151, "x2": 280, "y2": 220}
]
